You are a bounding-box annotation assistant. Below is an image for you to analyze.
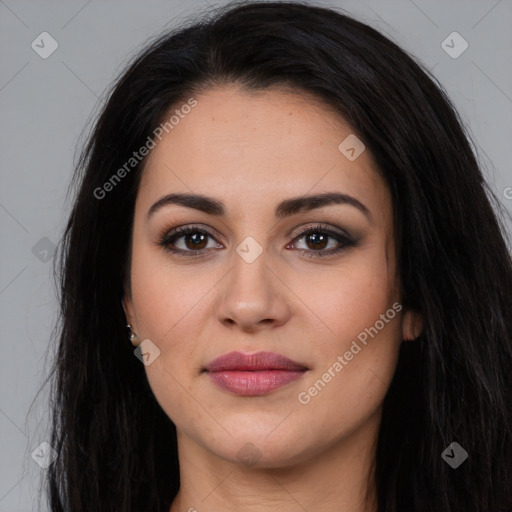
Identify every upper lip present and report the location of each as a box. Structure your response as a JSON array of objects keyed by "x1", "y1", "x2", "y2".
[{"x1": 204, "y1": 351, "x2": 308, "y2": 372}]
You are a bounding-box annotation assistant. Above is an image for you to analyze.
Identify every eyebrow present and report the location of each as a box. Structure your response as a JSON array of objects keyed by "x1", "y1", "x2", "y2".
[{"x1": 146, "y1": 192, "x2": 372, "y2": 223}]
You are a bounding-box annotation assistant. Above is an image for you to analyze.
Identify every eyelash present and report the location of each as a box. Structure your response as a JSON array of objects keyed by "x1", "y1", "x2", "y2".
[
  {"x1": 158, "y1": 223, "x2": 356, "y2": 259},
  {"x1": 158, "y1": 224, "x2": 356, "y2": 258}
]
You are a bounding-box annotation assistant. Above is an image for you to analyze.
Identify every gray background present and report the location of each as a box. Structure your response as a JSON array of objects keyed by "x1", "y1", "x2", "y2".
[{"x1": 1, "y1": 0, "x2": 511, "y2": 510}]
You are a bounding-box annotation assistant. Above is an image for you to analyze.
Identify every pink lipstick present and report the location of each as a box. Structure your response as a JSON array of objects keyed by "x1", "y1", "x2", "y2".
[{"x1": 204, "y1": 351, "x2": 308, "y2": 396}]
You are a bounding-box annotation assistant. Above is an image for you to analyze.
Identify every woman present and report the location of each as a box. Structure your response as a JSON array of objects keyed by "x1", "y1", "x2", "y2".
[{"x1": 45, "y1": 1, "x2": 512, "y2": 510}]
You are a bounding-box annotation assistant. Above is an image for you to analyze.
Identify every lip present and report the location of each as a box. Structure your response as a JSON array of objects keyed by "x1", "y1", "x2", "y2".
[{"x1": 204, "y1": 351, "x2": 308, "y2": 396}]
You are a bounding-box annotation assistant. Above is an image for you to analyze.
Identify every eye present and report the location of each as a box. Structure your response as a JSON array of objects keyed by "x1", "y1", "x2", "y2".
[
  {"x1": 288, "y1": 224, "x2": 355, "y2": 258},
  {"x1": 158, "y1": 225, "x2": 222, "y2": 256},
  {"x1": 158, "y1": 223, "x2": 355, "y2": 258}
]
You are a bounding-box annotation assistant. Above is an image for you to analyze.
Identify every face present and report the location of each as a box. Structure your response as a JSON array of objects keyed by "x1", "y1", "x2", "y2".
[{"x1": 123, "y1": 85, "x2": 421, "y2": 468}]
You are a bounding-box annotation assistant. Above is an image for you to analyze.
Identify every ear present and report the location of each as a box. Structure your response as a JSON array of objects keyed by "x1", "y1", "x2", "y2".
[
  {"x1": 122, "y1": 292, "x2": 136, "y2": 332},
  {"x1": 402, "y1": 309, "x2": 423, "y2": 341}
]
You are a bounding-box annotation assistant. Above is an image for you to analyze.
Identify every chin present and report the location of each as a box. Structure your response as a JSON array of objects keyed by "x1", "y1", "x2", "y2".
[{"x1": 203, "y1": 424, "x2": 319, "y2": 469}]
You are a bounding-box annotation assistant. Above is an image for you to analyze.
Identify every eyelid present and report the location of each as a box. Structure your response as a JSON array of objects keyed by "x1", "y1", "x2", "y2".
[
  {"x1": 157, "y1": 224, "x2": 223, "y2": 254},
  {"x1": 159, "y1": 222, "x2": 349, "y2": 243},
  {"x1": 158, "y1": 222, "x2": 355, "y2": 257},
  {"x1": 158, "y1": 223, "x2": 223, "y2": 242},
  {"x1": 290, "y1": 222, "x2": 351, "y2": 239}
]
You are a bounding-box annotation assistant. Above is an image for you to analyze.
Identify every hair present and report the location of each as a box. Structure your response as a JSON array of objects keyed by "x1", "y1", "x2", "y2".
[{"x1": 43, "y1": 1, "x2": 512, "y2": 510}]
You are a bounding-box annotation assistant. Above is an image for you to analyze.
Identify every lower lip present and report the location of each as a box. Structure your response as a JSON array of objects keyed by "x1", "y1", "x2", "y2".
[{"x1": 206, "y1": 370, "x2": 306, "y2": 396}]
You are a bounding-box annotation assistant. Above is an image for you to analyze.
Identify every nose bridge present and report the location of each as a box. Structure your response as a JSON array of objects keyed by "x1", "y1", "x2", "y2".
[
  {"x1": 217, "y1": 238, "x2": 289, "y2": 328},
  {"x1": 228, "y1": 239, "x2": 273, "y2": 303}
]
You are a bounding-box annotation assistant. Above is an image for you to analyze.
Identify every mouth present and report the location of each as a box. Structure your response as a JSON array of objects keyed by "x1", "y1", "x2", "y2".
[{"x1": 203, "y1": 351, "x2": 308, "y2": 396}]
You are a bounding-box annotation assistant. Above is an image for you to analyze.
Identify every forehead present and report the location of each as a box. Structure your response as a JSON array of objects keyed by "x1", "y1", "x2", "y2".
[{"x1": 138, "y1": 86, "x2": 390, "y2": 222}]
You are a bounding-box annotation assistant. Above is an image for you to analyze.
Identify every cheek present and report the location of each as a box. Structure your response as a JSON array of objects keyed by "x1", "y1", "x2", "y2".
[
  {"x1": 295, "y1": 317, "x2": 401, "y2": 449},
  {"x1": 128, "y1": 248, "x2": 225, "y2": 426},
  {"x1": 292, "y1": 247, "x2": 402, "y2": 424},
  {"x1": 294, "y1": 245, "x2": 396, "y2": 351},
  {"x1": 129, "y1": 246, "x2": 212, "y2": 341}
]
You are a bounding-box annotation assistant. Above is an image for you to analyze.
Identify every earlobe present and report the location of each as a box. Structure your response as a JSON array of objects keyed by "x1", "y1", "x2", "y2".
[
  {"x1": 122, "y1": 296, "x2": 140, "y2": 346},
  {"x1": 402, "y1": 309, "x2": 423, "y2": 341}
]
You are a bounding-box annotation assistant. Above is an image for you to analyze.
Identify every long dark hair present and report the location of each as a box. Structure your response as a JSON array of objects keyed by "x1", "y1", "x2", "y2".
[{"x1": 44, "y1": 1, "x2": 512, "y2": 510}]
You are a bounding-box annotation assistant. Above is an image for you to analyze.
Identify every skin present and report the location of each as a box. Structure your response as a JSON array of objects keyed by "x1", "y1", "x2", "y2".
[{"x1": 123, "y1": 85, "x2": 423, "y2": 512}]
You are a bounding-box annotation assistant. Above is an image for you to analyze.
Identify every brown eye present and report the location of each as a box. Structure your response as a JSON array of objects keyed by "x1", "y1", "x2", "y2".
[
  {"x1": 304, "y1": 232, "x2": 329, "y2": 250},
  {"x1": 159, "y1": 226, "x2": 221, "y2": 255},
  {"x1": 159, "y1": 224, "x2": 355, "y2": 258},
  {"x1": 290, "y1": 225, "x2": 355, "y2": 258},
  {"x1": 181, "y1": 232, "x2": 208, "y2": 250}
]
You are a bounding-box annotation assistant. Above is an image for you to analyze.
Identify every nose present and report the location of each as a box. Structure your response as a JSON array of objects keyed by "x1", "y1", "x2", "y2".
[{"x1": 216, "y1": 248, "x2": 292, "y2": 333}]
